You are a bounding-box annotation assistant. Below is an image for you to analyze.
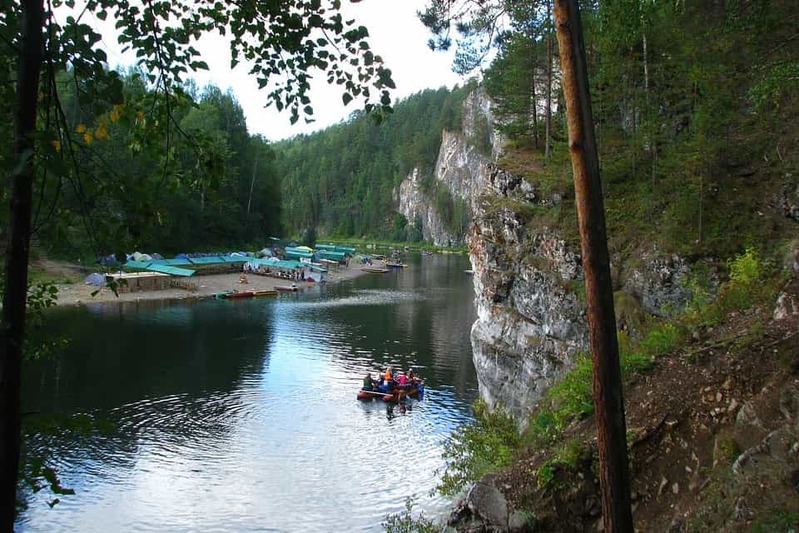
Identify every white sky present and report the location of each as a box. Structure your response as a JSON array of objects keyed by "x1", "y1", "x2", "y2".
[{"x1": 91, "y1": 0, "x2": 465, "y2": 141}]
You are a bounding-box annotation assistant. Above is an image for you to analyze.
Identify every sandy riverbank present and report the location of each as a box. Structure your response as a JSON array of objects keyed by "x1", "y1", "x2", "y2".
[{"x1": 52, "y1": 262, "x2": 370, "y2": 307}]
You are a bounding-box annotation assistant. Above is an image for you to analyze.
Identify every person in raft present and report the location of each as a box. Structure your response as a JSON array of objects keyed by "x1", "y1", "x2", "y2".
[
  {"x1": 362, "y1": 373, "x2": 375, "y2": 391},
  {"x1": 378, "y1": 367, "x2": 394, "y2": 393},
  {"x1": 395, "y1": 371, "x2": 410, "y2": 390}
]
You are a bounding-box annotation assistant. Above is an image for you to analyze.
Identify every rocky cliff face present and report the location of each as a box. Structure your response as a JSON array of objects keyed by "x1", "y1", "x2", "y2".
[
  {"x1": 397, "y1": 89, "x2": 591, "y2": 423},
  {"x1": 395, "y1": 89, "x2": 499, "y2": 246},
  {"x1": 401, "y1": 88, "x2": 700, "y2": 426},
  {"x1": 468, "y1": 163, "x2": 588, "y2": 424}
]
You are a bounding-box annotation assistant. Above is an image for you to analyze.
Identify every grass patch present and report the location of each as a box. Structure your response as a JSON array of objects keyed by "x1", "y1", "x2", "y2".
[
  {"x1": 751, "y1": 509, "x2": 799, "y2": 532},
  {"x1": 536, "y1": 437, "x2": 590, "y2": 489},
  {"x1": 638, "y1": 322, "x2": 684, "y2": 357}
]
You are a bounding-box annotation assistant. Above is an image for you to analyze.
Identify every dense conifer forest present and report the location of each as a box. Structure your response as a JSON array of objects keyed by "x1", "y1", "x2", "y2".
[
  {"x1": 274, "y1": 85, "x2": 472, "y2": 242},
  {"x1": 2, "y1": 2, "x2": 791, "y2": 265}
]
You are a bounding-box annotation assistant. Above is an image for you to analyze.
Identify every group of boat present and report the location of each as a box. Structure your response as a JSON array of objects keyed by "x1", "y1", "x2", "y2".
[{"x1": 360, "y1": 255, "x2": 409, "y2": 273}]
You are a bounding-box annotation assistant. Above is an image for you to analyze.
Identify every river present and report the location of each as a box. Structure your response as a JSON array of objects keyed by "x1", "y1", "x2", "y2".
[{"x1": 17, "y1": 252, "x2": 478, "y2": 532}]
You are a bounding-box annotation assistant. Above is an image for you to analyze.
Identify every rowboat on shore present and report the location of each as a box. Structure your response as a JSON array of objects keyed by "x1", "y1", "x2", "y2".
[
  {"x1": 275, "y1": 284, "x2": 299, "y2": 292},
  {"x1": 361, "y1": 266, "x2": 390, "y2": 273},
  {"x1": 215, "y1": 289, "x2": 278, "y2": 299}
]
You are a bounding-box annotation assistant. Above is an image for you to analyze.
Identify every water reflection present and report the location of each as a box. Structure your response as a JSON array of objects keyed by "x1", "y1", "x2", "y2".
[{"x1": 19, "y1": 253, "x2": 478, "y2": 532}]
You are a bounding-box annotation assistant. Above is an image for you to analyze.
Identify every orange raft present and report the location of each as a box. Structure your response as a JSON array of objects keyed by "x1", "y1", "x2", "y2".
[{"x1": 357, "y1": 383, "x2": 425, "y2": 402}]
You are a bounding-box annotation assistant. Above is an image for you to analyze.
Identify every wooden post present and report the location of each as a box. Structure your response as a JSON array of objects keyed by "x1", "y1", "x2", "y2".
[{"x1": 553, "y1": 1, "x2": 634, "y2": 531}]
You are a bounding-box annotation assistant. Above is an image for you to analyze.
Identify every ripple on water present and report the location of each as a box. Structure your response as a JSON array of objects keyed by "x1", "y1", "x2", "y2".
[{"x1": 19, "y1": 255, "x2": 479, "y2": 532}]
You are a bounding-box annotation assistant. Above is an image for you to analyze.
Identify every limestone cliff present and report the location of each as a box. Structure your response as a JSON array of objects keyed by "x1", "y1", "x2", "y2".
[
  {"x1": 399, "y1": 88, "x2": 701, "y2": 425},
  {"x1": 396, "y1": 88, "x2": 590, "y2": 423},
  {"x1": 395, "y1": 89, "x2": 498, "y2": 246},
  {"x1": 468, "y1": 163, "x2": 588, "y2": 424}
]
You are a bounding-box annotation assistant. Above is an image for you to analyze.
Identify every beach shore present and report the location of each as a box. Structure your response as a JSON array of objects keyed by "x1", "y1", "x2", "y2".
[{"x1": 51, "y1": 262, "x2": 369, "y2": 307}]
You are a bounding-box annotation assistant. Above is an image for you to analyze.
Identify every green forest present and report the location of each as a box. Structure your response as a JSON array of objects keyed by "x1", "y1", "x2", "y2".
[
  {"x1": 456, "y1": 0, "x2": 796, "y2": 262},
  {"x1": 274, "y1": 85, "x2": 471, "y2": 242},
  {"x1": 2, "y1": 0, "x2": 799, "y2": 530},
  {"x1": 1, "y1": 1, "x2": 794, "y2": 264},
  {"x1": 0, "y1": 68, "x2": 471, "y2": 259},
  {"x1": 0, "y1": 69, "x2": 458, "y2": 259}
]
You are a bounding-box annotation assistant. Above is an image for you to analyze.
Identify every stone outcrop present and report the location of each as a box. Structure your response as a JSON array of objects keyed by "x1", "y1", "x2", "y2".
[
  {"x1": 468, "y1": 163, "x2": 588, "y2": 424},
  {"x1": 395, "y1": 88, "x2": 592, "y2": 423},
  {"x1": 395, "y1": 88, "x2": 500, "y2": 246},
  {"x1": 446, "y1": 473, "x2": 532, "y2": 532},
  {"x1": 398, "y1": 87, "x2": 708, "y2": 425},
  {"x1": 395, "y1": 90, "x2": 708, "y2": 426}
]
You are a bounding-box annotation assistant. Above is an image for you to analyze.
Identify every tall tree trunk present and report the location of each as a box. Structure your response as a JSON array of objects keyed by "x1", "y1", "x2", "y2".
[
  {"x1": 529, "y1": 65, "x2": 539, "y2": 149},
  {"x1": 553, "y1": 1, "x2": 634, "y2": 532},
  {"x1": 528, "y1": 20, "x2": 540, "y2": 150},
  {"x1": 247, "y1": 154, "x2": 259, "y2": 215},
  {"x1": 1, "y1": 1, "x2": 44, "y2": 529},
  {"x1": 642, "y1": 32, "x2": 650, "y2": 100},
  {"x1": 545, "y1": 0, "x2": 553, "y2": 162}
]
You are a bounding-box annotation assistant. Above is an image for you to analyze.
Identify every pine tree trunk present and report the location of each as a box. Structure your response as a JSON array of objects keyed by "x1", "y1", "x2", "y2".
[
  {"x1": 545, "y1": 0, "x2": 553, "y2": 162},
  {"x1": 1, "y1": 1, "x2": 44, "y2": 529},
  {"x1": 530, "y1": 67, "x2": 539, "y2": 148},
  {"x1": 553, "y1": 1, "x2": 634, "y2": 531}
]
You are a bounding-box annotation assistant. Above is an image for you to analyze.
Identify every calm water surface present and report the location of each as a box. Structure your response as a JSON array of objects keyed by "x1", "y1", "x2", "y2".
[{"x1": 18, "y1": 253, "x2": 478, "y2": 532}]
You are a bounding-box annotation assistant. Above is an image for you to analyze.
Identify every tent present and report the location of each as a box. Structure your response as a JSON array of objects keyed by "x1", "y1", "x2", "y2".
[
  {"x1": 96, "y1": 254, "x2": 118, "y2": 266},
  {"x1": 84, "y1": 272, "x2": 106, "y2": 286}
]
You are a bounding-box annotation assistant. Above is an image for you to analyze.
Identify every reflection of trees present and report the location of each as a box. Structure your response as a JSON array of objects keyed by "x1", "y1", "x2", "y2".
[
  {"x1": 312, "y1": 254, "x2": 478, "y2": 391},
  {"x1": 24, "y1": 300, "x2": 274, "y2": 413},
  {"x1": 20, "y1": 299, "x2": 275, "y2": 519}
]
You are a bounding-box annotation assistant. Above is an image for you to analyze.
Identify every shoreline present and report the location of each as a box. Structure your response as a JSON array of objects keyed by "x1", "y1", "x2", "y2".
[{"x1": 52, "y1": 262, "x2": 370, "y2": 307}]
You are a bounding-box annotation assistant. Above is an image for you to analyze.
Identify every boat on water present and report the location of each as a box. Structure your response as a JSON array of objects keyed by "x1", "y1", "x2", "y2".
[
  {"x1": 361, "y1": 266, "x2": 390, "y2": 273},
  {"x1": 384, "y1": 262, "x2": 407, "y2": 269},
  {"x1": 357, "y1": 383, "x2": 425, "y2": 402},
  {"x1": 215, "y1": 289, "x2": 278, "y2": 299}
]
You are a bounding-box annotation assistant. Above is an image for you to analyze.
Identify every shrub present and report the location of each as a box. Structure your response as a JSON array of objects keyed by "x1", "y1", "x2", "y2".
[
  {"x1": 547, "y1": 352, "x2": 594, "y2": 429},
  {"x1": 437, "y1": 400, "x2": 522, "y2": 496},
  {"x1": 382, "y1": 497, "x2": 439, "y2": 533},
  {"x1": 638, "y1": 323, "x2": 682, "y2": 357}
]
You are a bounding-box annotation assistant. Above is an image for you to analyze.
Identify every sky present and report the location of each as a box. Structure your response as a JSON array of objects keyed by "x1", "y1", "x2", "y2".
[{"x1": 91, "y1": 0, "x2": 466, "y2": 141}]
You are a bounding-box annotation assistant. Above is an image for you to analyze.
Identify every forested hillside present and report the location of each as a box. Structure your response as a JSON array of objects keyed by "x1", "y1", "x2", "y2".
[
  {"x1": 1, "y1": 69, "x2": 282, "y2": 258},
  {"x1": 274, "y1": 85, "x2": 472, "y2": 241},
  {"x1": 473, "y1": 0, "x2": 799, "y2": 262},
  {"x1": 418, "y1": 1, "x2": 799, "y2": 530},
  {"x1": 0, "y1": 73, "x2": 469, "y2": 259}
]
